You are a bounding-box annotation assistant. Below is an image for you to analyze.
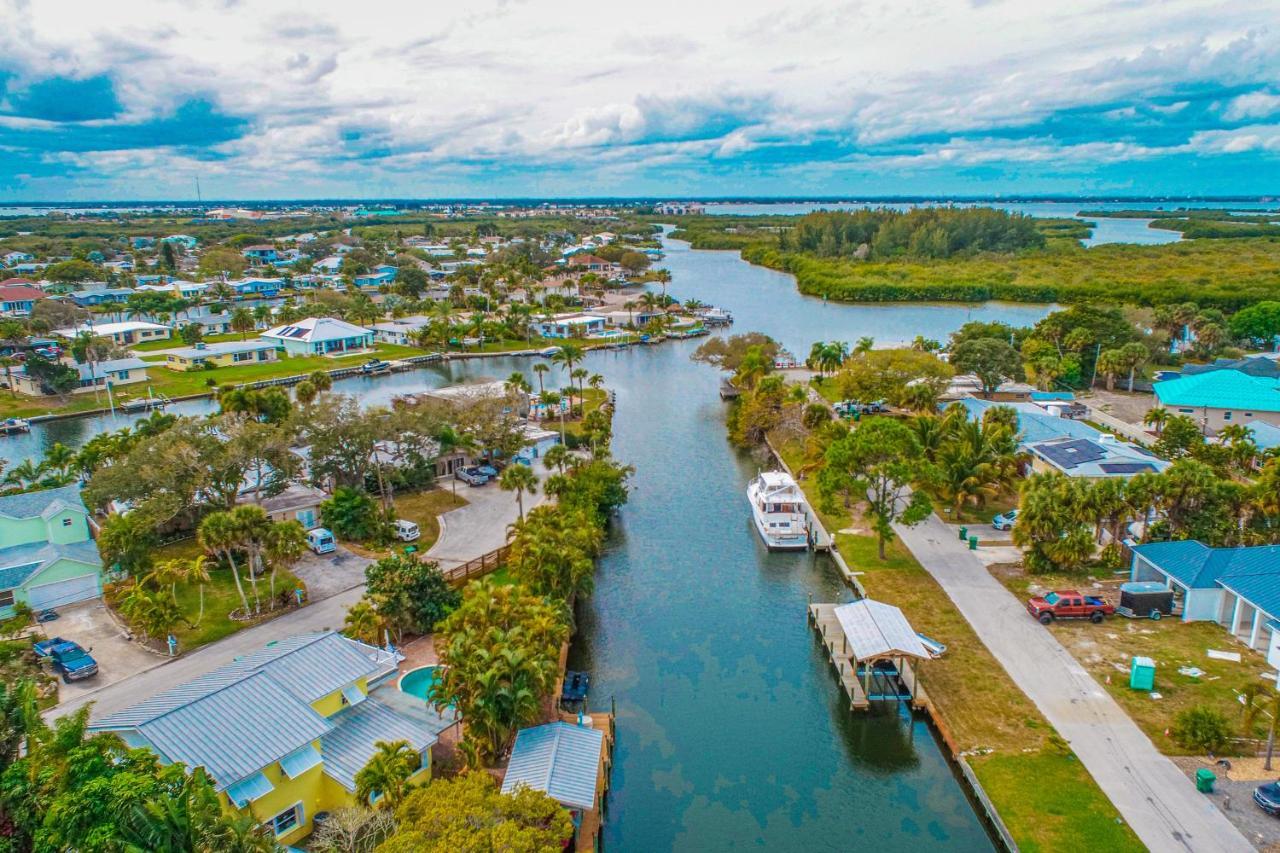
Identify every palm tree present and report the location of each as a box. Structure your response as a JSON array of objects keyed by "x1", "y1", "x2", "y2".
[
  {"x1": 532, "y1": 363, "x2": 549, "y2": 394},
  {"x1": 265, "y1": 520, "x2": 306, "y2": 606},
  {"x1": 42, "y1": 442, "x2": 77, "y2": 479},
  {"x1": 551, "y1": 341, "x2": 583, "y2": 387},
  {"x1": 570, "y1": 367, "x2": 589, "y2": 403},
  {"x1": 506, "y1": 372, "x2": 531, "y2": 396},
  {"x1": 343, "y1": 599, "x2": 384, "y2": 645},
  {"x1": 540, "y1": 390, "x2": 566, "y2": 443},
  {"x1": 230, "y1": 307, "x2": 254, "y2": 340},
  {"x1": 0, "y1": 355, "x2": 18, "y2": 398},
  {"x1": 542, "y1": 443, "x2": 571, "y2": 475},
  {"x1": 354, "y1": 740, "x2": 420, "y2": 809},
  {"x1": 197, "y1": 512, "x2": 251, "y2": 616},
  {"x1": 145, "y1": 558, "x2": 187, "y2": 601},
  {"x1": 622, "y1": 300, "x2": 638, "y2": 328},
  {"x1": 1142, "y1": 407, "x2": 1168, "y2": 435},
  {"x1": 1242, "y1": 684, "x2": 1280, "y2": 771},
  {"x1": 499, "y1": 464, "x2": 538, "y2": 521},
  {"x1": 184, "y1": 556, "x2": 211, "y2": 626},
  {"x1": 854, "y1": 336, "x2": 874, "y2": 355}
]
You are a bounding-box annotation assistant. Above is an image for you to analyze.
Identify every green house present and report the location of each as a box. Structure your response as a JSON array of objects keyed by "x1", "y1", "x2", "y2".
[{"x1": 0, "y1": 485, "x2": 103, "y2": 617}]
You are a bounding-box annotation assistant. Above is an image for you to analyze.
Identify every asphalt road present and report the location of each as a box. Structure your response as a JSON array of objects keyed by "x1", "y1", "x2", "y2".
[{"x1": 894, "y1": 511, "x2": 1253, "y2": 853}]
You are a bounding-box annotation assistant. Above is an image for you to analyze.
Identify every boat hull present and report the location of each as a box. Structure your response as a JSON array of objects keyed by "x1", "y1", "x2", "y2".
[{"x1": 750, "y1": 513, "x2": 809, "y2": 550}]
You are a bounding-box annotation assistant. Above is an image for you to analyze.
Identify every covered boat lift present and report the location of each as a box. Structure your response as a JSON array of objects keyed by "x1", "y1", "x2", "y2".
[{"x1": 809, "y1": 598, "x2": 934, "y2": 710}]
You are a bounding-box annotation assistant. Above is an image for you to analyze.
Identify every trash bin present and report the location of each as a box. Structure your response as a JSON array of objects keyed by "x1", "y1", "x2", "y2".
[
  {"x1": 1195, "y1": 768, "x2": 1216, "y2": 793},
  {"x1": 968, "y1": 536, "x2": 978, "y2": 550},
  {"x1": 958, "y1": 526, "x2": 968, "y2": 541},
  {"x1": 1130, "y1": 656, "x2": 1156, "y2": 691}
]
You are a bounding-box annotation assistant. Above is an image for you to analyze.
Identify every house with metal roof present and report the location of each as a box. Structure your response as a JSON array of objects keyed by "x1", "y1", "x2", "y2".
[
  {"x1": 52, "y1": 320, "x2": 171, "y2": 347},
  {"x1": 1131, "y1": 541, "x2": 1280, "y2": 654},
  {"x1": 1246, "y1": 420, "x2": 1280, "y2": 453},
  {"x1": 90, "y1": 631, "x2": 454, "y2": 846},
  {"x1": 1154, "y1": 369, "x2": 1280, "y2": 434},
  {"x1": 502, "y1": 720, "x2": 608, "y2": 845},
  {"x1": 260, "y1": 317, "x2": 374, "y2": 356},
  {"x1": 0, "y1": 484, "x2": 102, "y2": 616},
  {"x1": 164, "y1": 340, "x2": 280, "y2": 371},
  {"x1": 952, "y1": 396, "x2": 1100, "y2": 448},
  {"x1": 1026, "y1": 434, "x2": 1171, "y2": 479}
]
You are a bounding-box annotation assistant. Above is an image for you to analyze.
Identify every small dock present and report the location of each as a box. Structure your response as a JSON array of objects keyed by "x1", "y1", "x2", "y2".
[
  {"x1": 719, "y1": 377, "x2": 741, "y2": 399},
  {"x1": 808, "y1": 601, "x2": 931, "y2": 712}
]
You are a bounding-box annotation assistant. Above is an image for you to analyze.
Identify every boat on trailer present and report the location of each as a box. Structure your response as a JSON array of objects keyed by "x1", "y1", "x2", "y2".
[{"x1": 746, "y1": 471, "x2": 811, "y2": 550}]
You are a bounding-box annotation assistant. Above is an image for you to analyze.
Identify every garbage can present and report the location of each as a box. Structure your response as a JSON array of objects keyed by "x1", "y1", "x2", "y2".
[
  {"x1": 1195, "y1": 768, "x2": 1216, "y2": 793},
  {"x1": 1130, "y1": 656, "x2": 1156, "y2": 691},
  {"x1": 968, "y1": 536, "x2": 978, "y2": 550},
  {"x1": 958, "y1": 526, "x2": 968, "y2": 542}
]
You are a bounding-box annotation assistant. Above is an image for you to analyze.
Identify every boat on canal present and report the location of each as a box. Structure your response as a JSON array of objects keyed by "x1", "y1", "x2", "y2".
[
  {"x1": 0, "y1": 417, "x2": 31, "y2": 435},
  {"x1": 746, "y1": 470, "x2": 811, "y2": 550}
]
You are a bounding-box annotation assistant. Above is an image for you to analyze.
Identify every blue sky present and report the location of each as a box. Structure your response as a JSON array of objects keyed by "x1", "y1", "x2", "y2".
[{"x1": 0, "y1": 0, "x2": 1277, "y2": 200}]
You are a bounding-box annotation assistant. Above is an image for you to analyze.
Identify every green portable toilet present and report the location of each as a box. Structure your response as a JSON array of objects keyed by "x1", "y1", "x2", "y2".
[
  {"x1": 1195, "y1": 768, "x2": 1216, "y2": 793},
  {"x1": 1130, "y1": 656, "x2": 1156, "y2": 691}
]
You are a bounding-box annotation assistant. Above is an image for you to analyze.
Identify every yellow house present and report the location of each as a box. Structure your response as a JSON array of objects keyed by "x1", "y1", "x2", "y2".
[
  {"x1": 165, "y1": 340, "x2": 281, "y2": 371},
  {"x1": 88, "y1": 632, "x2": 454, "y2": 846}
]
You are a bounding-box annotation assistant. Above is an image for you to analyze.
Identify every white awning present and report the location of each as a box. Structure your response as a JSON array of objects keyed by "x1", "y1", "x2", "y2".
[
  {"x1": 341, "y1": 684, "x2": 366, "y2": 707},
  {"x1": 225, "y1": 771, "x2": 274, "y2": 807},
  {"x1": 279, "y1": 743, "x2": 323, "y2": 779}
]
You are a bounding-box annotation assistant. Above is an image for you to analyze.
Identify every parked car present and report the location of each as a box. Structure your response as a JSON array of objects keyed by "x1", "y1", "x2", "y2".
[
  {"x1": 992, "y1": 509, "x2": 1019, "y2": 531},
  {"x1": 35, "y1": 639, "x2": 98, "y2": 682},
  {"x1": 394, "y1": 519, "x2": 420, "y2": 542},
  {"x1": 455, "y1": 467, "x2": 488, "y2": 486},
  {"x1": 1026, "y1": 590, "x2": 1116, "y2": 625},
  {"x1": 306, "y1": 527, "x2": 336, "y2": 555},
  {"x1": 1254, "y1": 780, "x2": 1280, "y2": 815},
  {"x1": 476, "y1": 463, "x2": 499, "y2": 478}
]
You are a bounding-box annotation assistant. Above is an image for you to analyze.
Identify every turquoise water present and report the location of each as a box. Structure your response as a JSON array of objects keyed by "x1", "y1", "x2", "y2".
[{"x1": 400, "y1": 665, "x2": 443, "y2": 701}]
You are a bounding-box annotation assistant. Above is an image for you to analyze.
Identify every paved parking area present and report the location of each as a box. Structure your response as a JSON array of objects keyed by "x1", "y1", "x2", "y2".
[
  {"x1": 291, "y1": 545, "x2": 370, "y2": 601},
  {"x1": 427, "y1": 468, "x2": 550, "y2": 568},
  {"x1": 43, "y1": 601, "x2": 165, "y2": 704}
]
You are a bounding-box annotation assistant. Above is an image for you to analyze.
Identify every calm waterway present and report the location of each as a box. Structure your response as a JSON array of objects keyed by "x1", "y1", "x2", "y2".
[{"x1": 2, "y1": 234, "x2": 1061, "y2": 850}]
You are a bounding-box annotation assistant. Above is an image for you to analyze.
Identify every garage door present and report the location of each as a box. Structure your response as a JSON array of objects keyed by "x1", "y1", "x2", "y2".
[{"x1": 26, "y1": 575, "x2": 102, "y2": 610}]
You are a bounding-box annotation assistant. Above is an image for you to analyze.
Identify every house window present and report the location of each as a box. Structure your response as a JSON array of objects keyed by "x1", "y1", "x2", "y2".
[
  {"x1": 1178, "y1": 408, "x2": 1193, "y2": 414},
  {"x1": 1224, "y1": 412, "x2": 1233, "y2": 421},
  {"x1": 0, "y1": 590, "x2": 13, "y2": 607},
  {"x1": 234, "y1": 352, "x2": 252, "y2": 362},
  {"x1": 270, "y1": 803, "x2": 303, "y2": 836},
  {"x1": 62, "y1": 517, "x2": 73, "y2": 527}
]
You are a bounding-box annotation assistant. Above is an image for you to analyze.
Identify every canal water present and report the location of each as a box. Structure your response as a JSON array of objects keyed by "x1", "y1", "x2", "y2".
[{"x1": 3, "y1": 233, "x2": 1056, "y2": 850}]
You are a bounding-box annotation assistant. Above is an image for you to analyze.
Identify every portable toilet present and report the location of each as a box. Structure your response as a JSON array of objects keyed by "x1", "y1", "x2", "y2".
[{"x1": 1130, "y1": 656, "x2": 1156, "y2": 691}]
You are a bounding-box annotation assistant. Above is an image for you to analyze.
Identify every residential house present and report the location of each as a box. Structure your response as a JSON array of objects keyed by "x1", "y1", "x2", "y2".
[
  {"x1": 525, "y1": 275, "x2": 580, "y2": 305},
  {"x1": 103, "y1": 259, "x2": 134, "y2": 273},
  {"x1": 164, "y1": 340, "x2": 280, "y2": 371},
  {"x1": 567, "y1": 254, "x2": 620, "y2": 276},
  {"x1": 0, "y1": 485, "x2": 103, "y2": 616},
  {"x1": 941, "y1": 374, "x2": 1036, "y2": 402},
  {"x1": 162, "y1": 234, "x2": 198, "y2": 249},
  {"x1": 501, "y1": 721, "x2": 608, "y2": 849},
  {"x1": 370, "y1": 316, "x2": 433, "y2": 347},
  {"x1": 241, "y1": 245, "x2": 279, "y2": 264},
  {"x1": 52, "y1": 321, "x2": 171, "y2": 347},
  {"x1": 89, "y1": 631, "x2": 454, "y2": 846},
  {"x1": 68, "y1": 287, "x2": 134, "y2": 308},
  {"x1": 0, "y1": 283, "x2": 46, "y2": 317},
  {"x1": 239, "y1": 483, "x2": 327, "y2": 530},
  {"x1": 1131, "y1": 542, "x2": 1280, "y2": 654},
  {"x1": 953, "y1": 397, "x2": 1102, "y2": 447},
  {"x1": 1025, "y1": 435, "x2": 1171, "y2": 479},
  {"x1": 194, "y1": 311, "x2": 236, "y2": 335},
  {"x1": 1245, "y1": 420, "x2": 1280, "y2": 454},
  {"x1": 1153, "y1": 369, "x2": 1280, "y2": 433},
  {"x1": 514, "y1": 425, "x2": 560, "y2": 464},
  {"x1": 2, "y1": 251, "x2": 34, "y2": 267},
  {"x1": 261, "y1": 317, "x2": 374, "y2": 356},
  {"x1": 1181, "y1": 356, "x2": 1280, "y2": 379},
  {"x1": 313, "y1": 256, "x2": 343, "y2": 274},
  {"x1": 531, "y1": 312, "x2": 607, "y2": 339},
  {"x1": 11, "y1": 263, "x2": 43, "y2": 276},
  {"x1": 354, "y1": 269, "x2": 396, "y2": 289},
  {"x1": 228, "y1": 277, "x2": 283, "y2": 298},
  {"x1": 599, "y1": 308, "x2": 662, "y2": 328},
  {"x1": 131, "y1": 236, "x2": 156, "y2": 249}
]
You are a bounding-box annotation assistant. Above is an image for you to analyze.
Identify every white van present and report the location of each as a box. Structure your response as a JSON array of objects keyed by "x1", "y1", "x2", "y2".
[
  {"x1": 306, "y1": 527, "x2": 336, "y2": 554},
  {"x1": 394, "y1": 519, "x2": 420, "y2": 542}
]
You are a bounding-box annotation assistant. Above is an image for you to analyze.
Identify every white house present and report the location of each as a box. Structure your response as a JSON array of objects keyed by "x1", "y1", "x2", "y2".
[
  {"x1": 52, "y1": 321, "x2": 171, "y2": 347},
  {"x1": 531, "y1": 312, "x2": 607, "y2": 339},
  {"x1": 260, "y1": 317, "x2": 374, "y2": 356}
]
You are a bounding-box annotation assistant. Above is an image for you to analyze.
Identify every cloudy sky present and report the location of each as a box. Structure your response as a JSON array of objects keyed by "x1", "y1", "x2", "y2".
[{"x1": 0, "y1": 0, "x2": 1277, "y2": 200}]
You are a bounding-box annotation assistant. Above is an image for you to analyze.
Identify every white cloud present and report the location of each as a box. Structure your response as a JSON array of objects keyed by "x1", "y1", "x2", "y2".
[{"x1": 1223, "y1": 91, "x2": 1280, "y2": 121}]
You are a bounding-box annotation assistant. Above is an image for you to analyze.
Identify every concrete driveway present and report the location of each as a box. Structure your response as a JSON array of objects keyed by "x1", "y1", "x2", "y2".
[
  {"x1": 43, "y1": 601, "x2": 166, "y2": 704},
  {"x1": 427, "y1": 468, "x2": 551, "y2": 568},
  {"x1": 291, "y1": 545, "x2": 370, "y2": 601}
]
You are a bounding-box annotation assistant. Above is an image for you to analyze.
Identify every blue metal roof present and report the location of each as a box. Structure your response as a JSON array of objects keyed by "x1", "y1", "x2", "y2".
[
  {"x1": 1246, "y1": 420, "x2": 1280, "y2": 451},
  {"x1": 1219, "y1": 572, "x2": 1280, "y2": 623},
  {"x1": 954, "y1": 397, "x2": 1101, "y2": 447},
  {"x1": 320, "y1": 695, "x2": 440, "y2": 793},
  {"x1": 501, "y1": 721, "x2": 604, "y2": 811},
  {"x1": 0, "y1": 484, "x2": 86, "y2": 520},
  {"x1": 1134, "y1": 542, "x2": 1280, "y2": 602},
  {"x1": 1154, "y1": 370, "x2": 1280, "y2": 413}
]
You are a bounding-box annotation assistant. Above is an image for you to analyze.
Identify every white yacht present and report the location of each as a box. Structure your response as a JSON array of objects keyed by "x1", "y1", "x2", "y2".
[{"x1": 746, "y1": 471, "x2": 811, "y2": 550}]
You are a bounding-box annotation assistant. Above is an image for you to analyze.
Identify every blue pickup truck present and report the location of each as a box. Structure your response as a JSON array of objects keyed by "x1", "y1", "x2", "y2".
[{"x1": 34, "y1": 638, "x2": 99, "y2": 682}]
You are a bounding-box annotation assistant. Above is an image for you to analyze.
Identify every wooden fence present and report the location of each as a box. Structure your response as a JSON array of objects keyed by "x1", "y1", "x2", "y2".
[{"x1": 443, "y1": 545, "x2": 511, "y2": 586}]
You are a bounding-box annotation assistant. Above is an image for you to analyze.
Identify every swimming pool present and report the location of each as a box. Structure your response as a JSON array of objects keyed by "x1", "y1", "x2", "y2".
[{"x1": 399, "y1": 665, "x2": 443, "y2": 702}]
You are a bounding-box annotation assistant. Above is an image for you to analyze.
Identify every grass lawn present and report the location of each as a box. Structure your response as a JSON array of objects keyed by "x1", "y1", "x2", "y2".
[
  {"x1": 0, "y1": 343, "x2": 427, "y2": 419},
  {"x1": 343, "y1": 488, "x2": 468, "y2": 560},
  {"x1": 994, "y1": 565, "x2": 1273, "y2": 756},
  {"x1": 775, "y1": 436, "x2": 1140, "y2": 850},
  {"x1": 127, "y1": 538, "x2": 306, "y2": 651},
  {"x1": 930, "y1": 489, "x2": 1019, "y2": 526}
]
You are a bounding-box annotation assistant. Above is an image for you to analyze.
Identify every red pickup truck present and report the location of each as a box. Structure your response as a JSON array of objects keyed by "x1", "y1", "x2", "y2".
[{"x1": 1026, "y1": 590, "x2": 1115, "y2": 625}]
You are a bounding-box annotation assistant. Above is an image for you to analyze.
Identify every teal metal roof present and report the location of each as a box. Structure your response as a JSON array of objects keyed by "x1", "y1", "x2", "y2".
[
  {"x1": 0, "y1": 541, "x2": 101, "y2": 589},
  {"x1": 1246, "y1": 420, "x2": 1280, "y2": 451},
  {"x1": 0, "y1": 484, "x2": 86, "y2": 520},
  {"x1": 225, "y1": 771, "x2": 274, "y2": 807},
  {"x1": 1154, "y1": 370, "x2": 1280, "y2": 413},
  {"x1": 1134, "y1": 541, "x2": 1280, "y2": 596},
  {"x1": 1218, "y1": 572, "x2": 1280, "y2": 624},
  {"x1": 954, "y1": 397, "x2": 1100, "y2": 447},
  {"x1": 501, "y1": 721, "x2": 604, "y2": 811}
]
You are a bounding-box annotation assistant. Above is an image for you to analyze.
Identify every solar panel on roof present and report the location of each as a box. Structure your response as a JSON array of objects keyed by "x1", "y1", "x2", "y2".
[
  {"x1": 1036, "y1": 439, "x2": 1106, "y2": 469},
  {"x1": 1099, "y1": 462, "x2": 1156, "y2": 474}
]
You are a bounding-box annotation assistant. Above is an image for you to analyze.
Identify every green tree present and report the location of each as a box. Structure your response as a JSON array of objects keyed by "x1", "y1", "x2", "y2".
[
  {"x1": 354, "y1": 740, "x2": 420, "y2": 809},
  {"x1": 379, "y1": 772, "x2": 570, "y2": 853},
  {"x1": 197, "y1": 510, "x2": 252, "y2": 616},
  {"x1": 818, "y1": 418, "x2": 934, "y2": 559},
  {"x1": 321, "y1": 486, "x2": 384, "y2": 541},
  {"x1": 950, "y1": 338, "x2": 1021, "y2": 397},
  {"x1": 498, "y1": 463, "x2": 538, "y2": 521},
  {"x1": 364, "y1": 554, "x2": 459, "y2": 637}
]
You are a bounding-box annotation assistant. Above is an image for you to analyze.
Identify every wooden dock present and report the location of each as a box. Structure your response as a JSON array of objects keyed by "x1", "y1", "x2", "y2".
[{"x1": 808, "y1": 602, "x2": 930, "y2": 712}]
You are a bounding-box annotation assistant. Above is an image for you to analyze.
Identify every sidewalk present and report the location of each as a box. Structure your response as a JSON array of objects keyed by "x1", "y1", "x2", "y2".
[{"x1": 894, "y1": 512, "x2": 1253, "y2": 853}]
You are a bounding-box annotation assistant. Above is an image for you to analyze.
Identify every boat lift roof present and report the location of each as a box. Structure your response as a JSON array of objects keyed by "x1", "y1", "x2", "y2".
[{"x1": 832, "y1": 599, "x2": 930, "y2": 662}]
